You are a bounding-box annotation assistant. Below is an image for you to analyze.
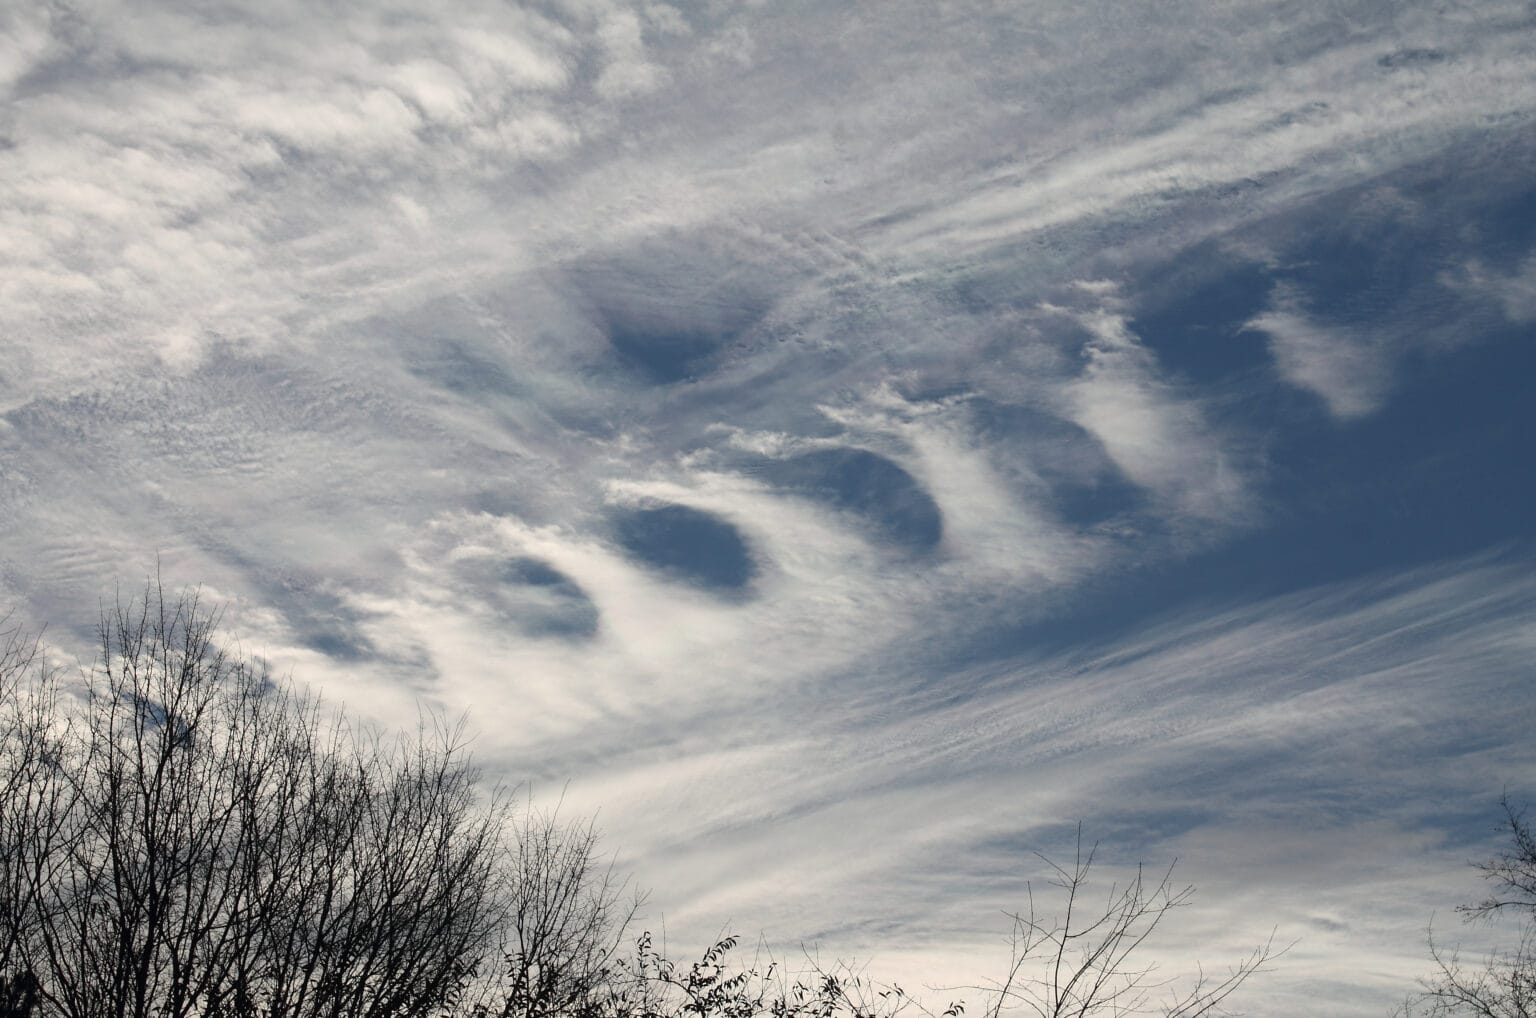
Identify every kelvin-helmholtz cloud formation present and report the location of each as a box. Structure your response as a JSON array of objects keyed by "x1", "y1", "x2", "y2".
[{"x1": 3, "y1": 2, "x2": 1536, "y2": 1014}]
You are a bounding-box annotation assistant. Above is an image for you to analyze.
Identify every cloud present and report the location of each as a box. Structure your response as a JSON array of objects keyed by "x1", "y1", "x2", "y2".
[
  {"x1": 1452, "y1": 253, "x2": 1536, "y2": 323},
  {"x1": 1246, "y1": 289, "x2": 1391, "y2": 420},
  {"x1": 578, "y1": 552, "x2": 1536, "y2": 1013},
  {"x1": 0, "y1": 6, "x2": 56, "y2": 94},
  {"x1": 859, "y1": 5, "x2": 1536, "y2": 273},
  {"x1": 1056, "y1": 298, "x2": 1252, "y2": 523},
  {"x1": 3, "y1": 4, "x2": 1536, "y2": 1015}
]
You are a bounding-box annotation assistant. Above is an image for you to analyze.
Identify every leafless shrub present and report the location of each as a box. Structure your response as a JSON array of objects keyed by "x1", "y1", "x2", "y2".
[{"x1": 546, "y1": 830, "x2": 1275, "y2": 1018}]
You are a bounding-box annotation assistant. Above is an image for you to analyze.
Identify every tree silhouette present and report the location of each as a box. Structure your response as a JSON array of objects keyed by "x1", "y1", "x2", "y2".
[
  {"x1": 0, "y1": 586, "x2": 506, "y2": 1018},
  {"x1": 1404, "y1": 796, "x2": 1536, "y2": 1018}
]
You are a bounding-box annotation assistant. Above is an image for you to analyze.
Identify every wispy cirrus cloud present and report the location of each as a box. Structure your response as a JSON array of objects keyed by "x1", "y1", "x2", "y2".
[
  {"x1": 1246, "y1": 287, "x2": 1392, "y2": 420},
  {"x1": 1451, "y1": 253, "x2": 1536, "y2": 324}
]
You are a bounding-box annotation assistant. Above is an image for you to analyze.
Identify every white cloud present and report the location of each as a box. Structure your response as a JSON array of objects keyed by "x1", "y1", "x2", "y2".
[
  {"x1": 0, "y1": 5, "x2": 56, "y2": 94},
  {"x1": 1060, "y1": 303, "x2": 1251, "y2": 523},
  {"x1": 1247, "y1": 294, "x2": 1391, "y2": 420},
  {"x1": 450, "y1": 24, "x2": 575, "y2": 92},
  {"x1": 592, "y1": 8, "x2": 667, "y2": 99},
  {"x1": 1452, "y1": 253, "x2": 1536, "y2": 323},
  {"x1": 862, "y1": 7, "x2": 1536, "y2": 278}
]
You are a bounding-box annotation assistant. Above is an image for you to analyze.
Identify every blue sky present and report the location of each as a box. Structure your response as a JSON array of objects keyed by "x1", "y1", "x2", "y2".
[{"x1": 2, "y1": 1, "x2": 1534, "y2": 1012}]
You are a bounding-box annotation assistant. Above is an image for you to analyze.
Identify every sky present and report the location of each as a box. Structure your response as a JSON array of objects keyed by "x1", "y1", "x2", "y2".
[{"x1": 2, "y1": 0, "x2": 1535, "y2": 1013}]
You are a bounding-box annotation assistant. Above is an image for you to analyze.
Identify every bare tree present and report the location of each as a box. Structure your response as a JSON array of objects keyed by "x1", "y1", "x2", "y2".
[
  {"x1": 474, "y1": 802, "x2": 643, "y2": 1018},
  {"x1": 970, "y1": 833, "x2": 1277, "y2": 1018},
  {"x1": 1403, "y1": 796, "x2": 1536, "y2": 1018},
  {"x1": 2, "y1": 614, "x2": 77, "y2": 1018},
  {"x1": 1, "y1": 585, "x2": 510, "y2": 1018}
]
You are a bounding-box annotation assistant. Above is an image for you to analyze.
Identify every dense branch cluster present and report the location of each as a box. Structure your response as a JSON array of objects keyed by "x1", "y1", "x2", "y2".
[
  {"x1": 0, "y1": 588, "x2": 1272, "y2": 1018},
  {"x1": 0, "y1": 594, "x2": 503, "y2": 1018}
]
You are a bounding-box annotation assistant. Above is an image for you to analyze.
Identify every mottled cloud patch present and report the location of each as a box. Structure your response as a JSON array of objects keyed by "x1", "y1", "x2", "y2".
[
  {"x1": 1452, "y1": 253, "x2": 1536, "y2": 324},
  {"x1": 0, "y1": 0, "x2": 685, "y2": 399}
]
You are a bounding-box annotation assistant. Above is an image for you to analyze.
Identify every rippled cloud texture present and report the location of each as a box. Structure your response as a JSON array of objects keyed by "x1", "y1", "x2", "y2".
[{"x1": 4, "y1": 2, "x2": 1535, "y2": 1013}]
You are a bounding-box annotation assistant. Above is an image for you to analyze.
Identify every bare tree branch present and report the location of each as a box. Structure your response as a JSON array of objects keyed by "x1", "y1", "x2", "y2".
[{"x1": 1404, "y1": 796, "x2": 1536, "y2": 1018}]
